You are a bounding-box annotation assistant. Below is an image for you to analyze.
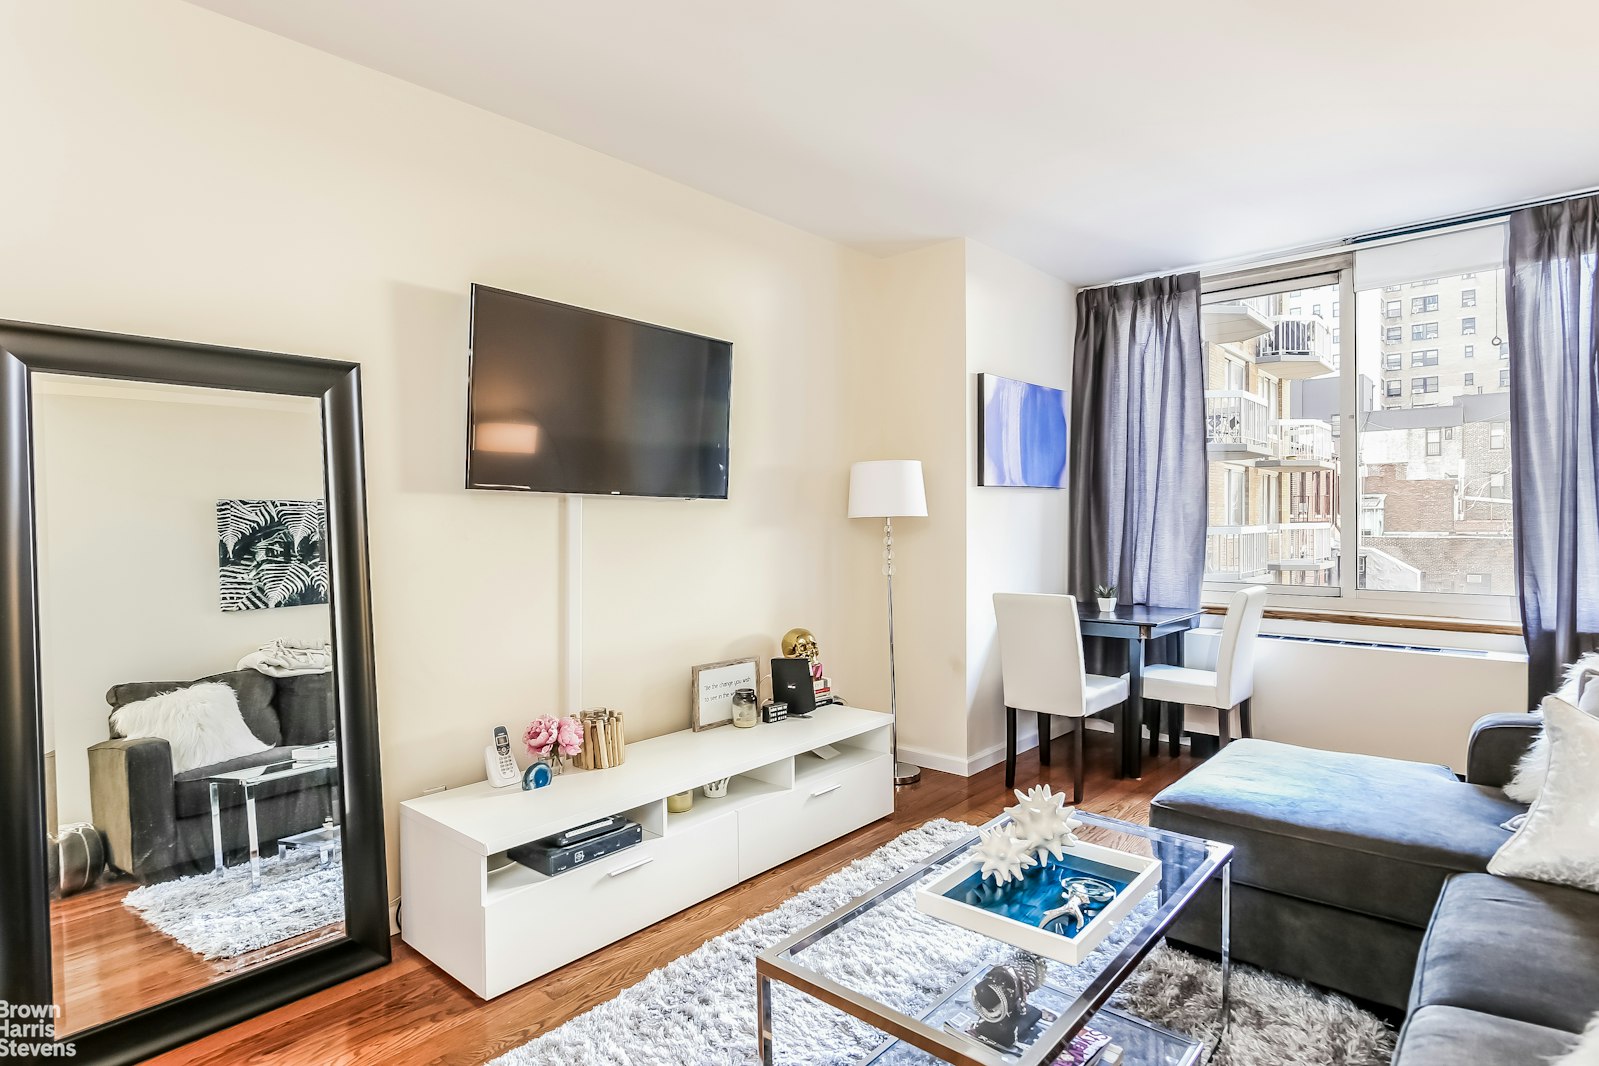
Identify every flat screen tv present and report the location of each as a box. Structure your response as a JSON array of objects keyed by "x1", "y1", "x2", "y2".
[{"x1": 466, "y1": 284, "x2": 733, "y2": 498}]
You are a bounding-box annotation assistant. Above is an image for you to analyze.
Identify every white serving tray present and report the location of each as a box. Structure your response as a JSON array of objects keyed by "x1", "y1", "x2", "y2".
[{"x1": 915, "y1": 839, "x2": 1162, "y2": 966}]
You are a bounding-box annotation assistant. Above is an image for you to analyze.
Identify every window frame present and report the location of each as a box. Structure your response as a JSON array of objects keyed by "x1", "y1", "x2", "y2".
[{"x1": 1200, "y1": 256, "x2": 1517, "y2": 623}]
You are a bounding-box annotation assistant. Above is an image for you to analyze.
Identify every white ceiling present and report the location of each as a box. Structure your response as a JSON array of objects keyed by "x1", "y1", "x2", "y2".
[{"x1": 188, "y1": 0, "x2": 1599, "y2": 285}]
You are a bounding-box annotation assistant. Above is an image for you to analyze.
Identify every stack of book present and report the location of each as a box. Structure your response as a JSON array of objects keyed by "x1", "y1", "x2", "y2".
[
  {"x1": 813, "y1": 675, "x2": 833, "y2": 705},
  {"x1": 1051, "y1": 1026, "x2": 1119, "y2": 1066}
]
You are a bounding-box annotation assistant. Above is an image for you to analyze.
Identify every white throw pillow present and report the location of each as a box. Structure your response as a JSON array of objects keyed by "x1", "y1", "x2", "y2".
[
  {"x1": 1489, "y1": 695, "x2": 1599, "y2": 893},
  {"x1": 1503, "y1": 657, "x2": 1599, "y2": 804},
  {"x1": 111, "y1": 682, "x2": 270, "y2": 774},
  {"x1": 1554, "y1": 1012, "x2": 1599, "y2": 1066}
]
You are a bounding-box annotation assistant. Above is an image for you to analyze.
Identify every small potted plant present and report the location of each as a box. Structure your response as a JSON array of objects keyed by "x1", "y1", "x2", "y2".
[
  {"x1": 1095, "y1": 584, "x2": 1118, "y2": 613},
  {"x1": 524, "y1": 714, "x2": 585, "y2": 777}
]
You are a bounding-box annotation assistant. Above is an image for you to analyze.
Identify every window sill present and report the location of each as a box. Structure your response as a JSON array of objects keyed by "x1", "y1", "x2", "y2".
[{"x1": 1199, "y1": 603, "x2": 1522, "y2": 637}]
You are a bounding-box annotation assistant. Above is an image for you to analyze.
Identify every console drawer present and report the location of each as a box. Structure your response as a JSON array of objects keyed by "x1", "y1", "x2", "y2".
[
  {"x1": 737, "y1": 753, "x2": 892, "y2": 879},
  {"x1": 482, "y1": 810, "x2": 737, "y2": 997}
]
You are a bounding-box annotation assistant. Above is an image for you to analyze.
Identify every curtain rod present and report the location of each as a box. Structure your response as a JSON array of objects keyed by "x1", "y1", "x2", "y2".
[{"x1": 1087, "y1": 183, "x2": 1599, "y2": 290}]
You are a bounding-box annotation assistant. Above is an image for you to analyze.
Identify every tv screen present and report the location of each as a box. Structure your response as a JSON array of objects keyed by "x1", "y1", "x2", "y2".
[{"x1": 466, "y1": 285, "x2": 733, "y2": 498}]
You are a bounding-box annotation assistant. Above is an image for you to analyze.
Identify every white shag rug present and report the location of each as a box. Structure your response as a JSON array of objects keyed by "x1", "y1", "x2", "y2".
[
  {"x1": 493, "y1": 819, "x2": 1394, "y2": 1066},
  {"x1": 122, "y1": 851, "x2": 344, "y2": 960}
]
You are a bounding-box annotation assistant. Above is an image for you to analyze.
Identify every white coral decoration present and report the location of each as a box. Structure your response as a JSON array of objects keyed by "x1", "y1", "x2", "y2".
[
  {"x1": 974, "y1": 826, "x2": 1037, "y2": 885},
  {"x1": 1007, "y1": 786, "x2": 1082, "y2": 862}
]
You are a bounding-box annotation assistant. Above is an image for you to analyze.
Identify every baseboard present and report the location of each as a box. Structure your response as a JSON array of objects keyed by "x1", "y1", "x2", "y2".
[
  {"x1": 893, "y1": 745, "x2": 969, "y2": 776},
  {"x1": 901, "y1": 716, "x2": 1185, "y2": 779}
]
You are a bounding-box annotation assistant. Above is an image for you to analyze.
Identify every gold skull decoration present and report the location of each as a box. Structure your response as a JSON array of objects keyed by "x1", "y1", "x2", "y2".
[{"x1": 781, "y1": 627, "x2": 820, "y2": 664}]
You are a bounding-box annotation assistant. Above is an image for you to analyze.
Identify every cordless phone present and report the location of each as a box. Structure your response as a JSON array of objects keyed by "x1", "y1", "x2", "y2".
[{"x1": 485, "y1": 725, "x2": 520, "y2": 788}]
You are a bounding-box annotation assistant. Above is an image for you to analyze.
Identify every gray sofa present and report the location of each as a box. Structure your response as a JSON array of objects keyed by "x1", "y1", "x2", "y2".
[
  {"x1": 88, "y1": 669, "x2": 337, "y2": 882},
  {"x1": 1151, "y1": 714, "x2": 1597, "y2": 1064}
]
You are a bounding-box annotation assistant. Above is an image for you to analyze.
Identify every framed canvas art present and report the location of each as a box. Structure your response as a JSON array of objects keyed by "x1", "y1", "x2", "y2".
[{"x1": 978, "y1": 373, "x2": 1069, "y2": 488}]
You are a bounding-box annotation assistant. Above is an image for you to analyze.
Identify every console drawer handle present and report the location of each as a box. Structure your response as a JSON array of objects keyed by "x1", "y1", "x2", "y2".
[
  {"x1": 606, "y1": 858, "x2": 655, "y2": 877},
  {"x1": 810, "y1": 783, "x2": 842, "y2": 798}
]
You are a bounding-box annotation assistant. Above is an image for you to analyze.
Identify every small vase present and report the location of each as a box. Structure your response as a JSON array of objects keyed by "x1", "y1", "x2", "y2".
[{"x1": 1097, "y1": 598, "x2": 1116, "y2": 613}]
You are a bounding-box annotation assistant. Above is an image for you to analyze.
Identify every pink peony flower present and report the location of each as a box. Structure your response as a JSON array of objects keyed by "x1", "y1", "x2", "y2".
[
  {"x1": 556, "y1": 715, "x2": 584, "y2": 757},
  {"x1": 523, "y1": 715, "x2": 559, "y2": 758}
]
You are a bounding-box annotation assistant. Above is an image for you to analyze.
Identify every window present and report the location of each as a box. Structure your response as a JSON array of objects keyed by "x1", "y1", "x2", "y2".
[
  {"x1": 1313, "y1": 304, "x2": 1322, "y2": 316},
  {"x1": 1385, "y1": 300, "x2": 1402, "y2": 319},
  {"x1": 1289, "y1": 306, "x2": 1302, "y2": 317},
  {"x1": 1385, "y1": 379, "x2": 1402, "y2": 397},
  {"x1": 1499, "y1": 346, "x2": 1510, "y2": 361},
  {"x1": 1411, "y1": 349, "x2": 1440, "y2": 367},
  {"x1": 1488, "y1": 472, "x2": 1507, "y2": 497},
  {"x1": 1490, "y1": 424, "x2": 1506, "y2": 449},
  {"x1": 1383, "y1": 285, "x2": 1403, "y2": 293},
  {"x1": 1412, "y1": 376, "x2": 1440, "y2": 394},
  {"x1": 1461, "y1": 289, "x2": 1477, "y2": 307},
  {"x1": 1461, "y1": 272, "x2": 1477, "y2": 281},
  {"x1": 1411, "y1": 295, "x2": 1440, "y2": 313},
  {"x1": 1464, "y1": 372, "x2": 1475, "y2": 386},
  {"x1": 1384, "y1": 326, "x2": 1403, "y2": 343},
  {"x1": 1332, "y1": 328, "x2": 1341, "y2": 345},
  {"x1": 1464, "y1": 344, "x2": 1475, "y2": 359},
  {"x1": 1500, "y1": 368, "x2": 1510, "y2": 387},
  {"x1": 1411, "y1": 322, "x2": 1439, "y2": 341},
  {"x1": 1383, "y1": 353, "x2": 1402, "y2": 371},
  {"x1": 1332, "y1": 301, "x2": 1341, "y2": 317},
  {"x1": 1425, "y1": 428, "x2": 1443, "y2": 457},
  {"x1": 1223, "y1": 467, "x2": 1247, "y2": 526},
  {"x1": 1461, "y1": 316, "x2": 1476, "y2": 336}
]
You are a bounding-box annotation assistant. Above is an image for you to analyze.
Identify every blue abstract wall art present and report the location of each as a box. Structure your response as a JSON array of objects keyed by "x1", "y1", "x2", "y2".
[{"x1": 979, "y1": 374, "x2": 1068, "y2": 488}]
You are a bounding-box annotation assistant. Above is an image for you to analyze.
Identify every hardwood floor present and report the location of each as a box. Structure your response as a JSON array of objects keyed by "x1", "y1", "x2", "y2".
[{"x1": 148, "y1": 730, "x2": 1195, "y2": 1065}]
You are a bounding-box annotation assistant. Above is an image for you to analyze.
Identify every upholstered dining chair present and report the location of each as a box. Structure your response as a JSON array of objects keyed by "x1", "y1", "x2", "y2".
[
  {"x1": 1142, "y1": 585, "x2": 1268, "y2": 752},
  {"x1": 993, "y1": 592, "x2": 1130, "y2": 800}
]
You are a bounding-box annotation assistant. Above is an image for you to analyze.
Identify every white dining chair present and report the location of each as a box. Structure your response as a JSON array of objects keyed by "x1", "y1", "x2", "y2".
[
  {"x1": 1141, "y1": 585, "x2": 1268, "y2": 752},
  {"x1": 993, "y1": 593, "x2": 1130, "y2": 800}
]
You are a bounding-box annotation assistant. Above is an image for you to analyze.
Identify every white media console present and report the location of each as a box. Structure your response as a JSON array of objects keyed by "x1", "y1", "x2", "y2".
[{"x1": 399, "y1": 706, "x2": 894, "y2": 998}]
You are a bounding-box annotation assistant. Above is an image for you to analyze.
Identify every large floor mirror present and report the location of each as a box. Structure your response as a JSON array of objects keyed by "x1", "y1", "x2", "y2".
[{"x1": 0, "y1": 322, "x2": 387, "y2": 1065}]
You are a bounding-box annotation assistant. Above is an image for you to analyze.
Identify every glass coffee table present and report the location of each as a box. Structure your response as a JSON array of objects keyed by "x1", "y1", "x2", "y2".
[
  {"x1": 207, "y1": 758, "x2": 339, "y2": 890},
  {"x1": 755, "y1": 811, "x2": 1232, "y2": 1066}
]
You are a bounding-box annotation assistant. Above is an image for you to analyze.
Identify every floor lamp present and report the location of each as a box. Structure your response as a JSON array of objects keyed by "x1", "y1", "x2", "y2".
[{"x1": 848, "y1": 460, "x2": 927, "y2": 786}]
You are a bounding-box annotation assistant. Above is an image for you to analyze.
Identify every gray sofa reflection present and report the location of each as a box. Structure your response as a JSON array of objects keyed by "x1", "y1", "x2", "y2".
[
  {"x1": 1151, "y1": 714, "x2": 1597, "y2": 1064},
  {"x1": 88, "y1": 669, "x2": 336, "y2": 882}
]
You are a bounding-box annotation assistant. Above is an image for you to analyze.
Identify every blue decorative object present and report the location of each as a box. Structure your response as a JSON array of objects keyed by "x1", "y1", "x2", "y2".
[
  {"x1": 522, "y1": 761, "x2": 553, "y2": 790},
  {"x1": 979, "y1": 374, "x2": 1069, "y2": 488},
  {"x1": 947, "y1": 854, "x2": 1132, "y2": 938}
]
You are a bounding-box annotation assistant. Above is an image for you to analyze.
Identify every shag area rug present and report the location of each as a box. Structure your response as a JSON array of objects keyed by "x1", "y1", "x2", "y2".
[
  {"x1": 122, "y1": 851, "x2": 343, "y2": 960},
  {"x1": 493, "y1": 820, "x2": 1394, "y2": 1066}
]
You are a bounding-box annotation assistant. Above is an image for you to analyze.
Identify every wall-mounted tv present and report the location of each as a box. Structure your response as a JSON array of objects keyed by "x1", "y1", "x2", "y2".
[{"x1": 466, "y1": 284, "x2": 733, "y2": 498}]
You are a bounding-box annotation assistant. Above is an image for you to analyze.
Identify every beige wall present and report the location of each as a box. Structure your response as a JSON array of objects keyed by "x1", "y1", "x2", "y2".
[
  {"x1": 33, "y1": 381, "x2": 330, "y2": 828},
  {"x1": 1, "y1": 0, "x2": 882, "y2": 897}
]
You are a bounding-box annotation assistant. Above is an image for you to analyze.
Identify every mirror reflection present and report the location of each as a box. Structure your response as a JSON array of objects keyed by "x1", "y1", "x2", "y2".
[{"x1": 33, "y1": 375, "x2": 343, "y2": 1036}]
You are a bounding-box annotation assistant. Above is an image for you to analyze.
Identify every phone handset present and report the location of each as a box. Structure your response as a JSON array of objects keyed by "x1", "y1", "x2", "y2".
[{"x1": 485, "y1": 725, "x2": 520, "y2": 788}]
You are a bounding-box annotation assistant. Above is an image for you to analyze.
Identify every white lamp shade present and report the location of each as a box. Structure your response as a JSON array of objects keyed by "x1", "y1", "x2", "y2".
[{"x1": 848, "y1": 460, "x2": 928, "y2": 519}]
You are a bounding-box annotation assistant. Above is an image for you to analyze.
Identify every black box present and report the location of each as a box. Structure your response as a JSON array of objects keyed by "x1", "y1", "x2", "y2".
[
  {"x1": 506, "y1": 820, "x2": 642, "y2": 876},
  {"x1": 771, "y1": 657, "x2": 817, "y2": 716}
]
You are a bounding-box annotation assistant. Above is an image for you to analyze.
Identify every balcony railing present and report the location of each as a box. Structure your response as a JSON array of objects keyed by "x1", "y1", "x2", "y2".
[
  {"x1": 1255, "y1": 318, "x2": 1335, "y2": 379},
  {"x1": 1205, "y1": 526, "x2": 1270, "y2": 581},
  {"x1": 1269, "y1": 524, "x2": 1335, "y2": 571},
  {"x1": 1274, "y1": 419, "x2": 1335, "y2": 465},
  {"x1": 1205, "y1": 390, "x2": 1273, "y2": 458}
]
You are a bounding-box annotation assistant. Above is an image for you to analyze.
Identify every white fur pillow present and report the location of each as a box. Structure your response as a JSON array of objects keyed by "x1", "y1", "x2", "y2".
[
  {"x1": 1489, "y1": 695, "x2": 1599, "y2": 892},
  {"x1": 111, "y1": 682, "x2": 271, "y2": 774},
  {"x1": 1554, "y1": 1012, "x2": 1599, "y2": 1066},
  {"x1": 1503, "y1": 653, "x2": 1599, "y2": 804}
]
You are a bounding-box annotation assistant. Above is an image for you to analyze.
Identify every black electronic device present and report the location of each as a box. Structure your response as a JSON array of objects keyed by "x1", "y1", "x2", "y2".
[
  {"x1": 552, "y1": 814, "x2": 625, "y2": 848},
  {"x1": 771, "y1": 657, "x2": 817, "y2": 717},
  {"x1": 761, "y1": 700, "x2": 789, "y2": 724},
  {"x1": 506, "y1": 819, "x2": 643, "y2": 876},
  {"x1": 467, "y1": 284, "x2": 733, "y2": 498}
]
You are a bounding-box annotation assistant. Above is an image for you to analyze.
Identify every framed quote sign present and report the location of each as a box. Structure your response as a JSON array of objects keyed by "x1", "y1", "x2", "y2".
[{"x1": 691, "y1": 656, "x2": 759, "y2": 731}]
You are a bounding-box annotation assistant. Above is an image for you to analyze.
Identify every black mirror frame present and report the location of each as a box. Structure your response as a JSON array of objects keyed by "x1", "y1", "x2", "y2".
[{"x1": 0, "y1": 320, "x2": 389, "y2": 1064}]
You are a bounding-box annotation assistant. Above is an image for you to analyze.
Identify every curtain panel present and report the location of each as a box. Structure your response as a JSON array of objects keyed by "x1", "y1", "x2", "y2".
[
  {"x1": 1069, "y1": 273, "x2": 1207, "y2": 609},
  {"x1": 1508, "y1": 195, "x2": 1599, "y2": 706}
]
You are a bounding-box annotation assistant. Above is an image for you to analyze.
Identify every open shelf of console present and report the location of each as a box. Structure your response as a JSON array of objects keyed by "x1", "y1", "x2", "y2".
[{"x1": 400, "y1": 705, "x2": 893, "y2": 998}]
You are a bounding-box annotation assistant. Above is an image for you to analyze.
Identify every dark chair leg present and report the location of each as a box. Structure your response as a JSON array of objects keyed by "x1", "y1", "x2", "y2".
[
  {"x1": 1038, "y1": 712, "x2": 1052, "y2": 766},
  {"x1": 1218, "y1": 705, "x2": 1233, "y2": 747},
  {"x1": 1240, "y1": 697, "x2": 1254, "y2": 739},
  {"x1": 1167, "y1": 702, "x2": 1184, "y2": 757},
  {"x1": 1071, "y1": 717, "x2": 1085, "y2": 804},
  {"x1": 1144, "y1": 700, "x2": 1161, "y2": 758},
  {"x1": 1005, "y1": 706, "x2": 1018, "y2": 790}
]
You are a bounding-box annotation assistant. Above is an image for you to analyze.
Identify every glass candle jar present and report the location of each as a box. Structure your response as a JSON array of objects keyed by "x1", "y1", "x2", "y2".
[
  {"x1": 732, "y1": 687, "x2": 759, "y2": 728},
  {"x1": 667, "y1": 790, "x2": 694, "y2": 814}
]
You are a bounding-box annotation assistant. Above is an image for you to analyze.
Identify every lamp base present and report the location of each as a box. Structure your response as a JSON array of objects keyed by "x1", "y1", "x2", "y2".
[{"x1": 893, "y1": 760, "x2": 922, "y2": 786}]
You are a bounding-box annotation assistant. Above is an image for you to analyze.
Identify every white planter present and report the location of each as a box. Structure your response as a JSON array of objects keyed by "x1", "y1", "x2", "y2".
[{"x1": 1097, "y1": 598, "x2": 1117, "y2": 613}]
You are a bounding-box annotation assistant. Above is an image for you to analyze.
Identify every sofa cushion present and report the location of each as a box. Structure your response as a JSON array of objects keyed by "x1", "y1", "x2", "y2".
[
  {"x1": 1394, "y1": 1005, "x2": 1575, "y2": 1066},
  {"x1": 274, "y1": 672, "x2": 336, "y2": 746},
  {"x1": 107, "y1": 669, "x2": 281, "y2": 748},
  {"x1": 1150, "y1": 739, "x2": 1526, "y2": 927},
  {"x1": 171, "y1": 746, "x2": 336, "y2": 820},
  {"x1": 1411, "y1": 872, "x2": 1599, "y2": 1034}
]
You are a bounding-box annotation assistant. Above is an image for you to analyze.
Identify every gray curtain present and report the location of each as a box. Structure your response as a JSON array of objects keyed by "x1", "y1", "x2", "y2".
[
  {"x1": 1069, "y1": 273, "x2": 1207, "y2": 608},
  {"x1": 1508, "y1": 195, "x2": 1599, "y2": 706}
]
